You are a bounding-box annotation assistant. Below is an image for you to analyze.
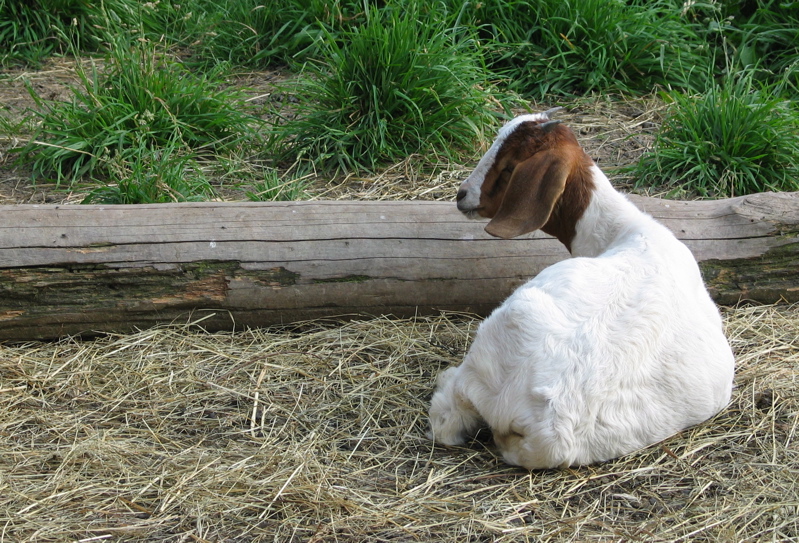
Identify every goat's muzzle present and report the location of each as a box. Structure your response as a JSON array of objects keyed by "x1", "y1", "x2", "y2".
[{"x1": 456, "y1": 188, "x2": 476, "y2": 214}]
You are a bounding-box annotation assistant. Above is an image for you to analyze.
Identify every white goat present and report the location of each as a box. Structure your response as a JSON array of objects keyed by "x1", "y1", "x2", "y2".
[{"x1": 427, "y1": 110, "x2": 735, "y2": 470}]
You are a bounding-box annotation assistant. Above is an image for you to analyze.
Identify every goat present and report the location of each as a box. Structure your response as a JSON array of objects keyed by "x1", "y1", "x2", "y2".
[{"x1": 427, "y1": 109, "x2": 735, "y2": 469}]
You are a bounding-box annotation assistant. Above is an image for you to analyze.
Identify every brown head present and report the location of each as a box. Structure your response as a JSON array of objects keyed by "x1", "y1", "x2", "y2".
[{"x1": 456, "y1": 110, "x2": 595, "y2": 251}]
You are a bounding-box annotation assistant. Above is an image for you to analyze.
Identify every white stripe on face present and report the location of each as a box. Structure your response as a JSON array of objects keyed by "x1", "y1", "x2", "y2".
[{"x1": 456, "y1": 113, "x2": 550, "y2": 216}]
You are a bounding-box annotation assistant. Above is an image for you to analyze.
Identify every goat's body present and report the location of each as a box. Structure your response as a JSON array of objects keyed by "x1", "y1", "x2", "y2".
[{"x1": 429, "y1": 162, "x2": 734, "y2": 469}]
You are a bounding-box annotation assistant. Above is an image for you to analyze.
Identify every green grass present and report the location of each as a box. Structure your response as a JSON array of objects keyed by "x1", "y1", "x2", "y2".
[
  {"x1": 82, "y1": 139, "x2": 214, "y2": 204},
  {"x1": 0, "y1": 0, "x2": 94, "y2": 66},
  {"x1": 266, "y1": 4, "x2": 502, "y2": 173},
  {"x1": 453, "y1": 0, "x2": 711, "y2": 98},
  {"x1": 17, "y1": 38, "x2": 256, "y2": 202},
  {"x1": 4, "y1": 0, "x2": 799, "y2": 202},
  {"x1": 633, "y1": 70, "x2": 799, "y2": 197},
  {"x1": 184, "y1": 0, "x2": 366, "y2": 68},
  {"x1": 726, "y1": 0, "x2": 799, "y2": 96},
  {"x1": 246, "y1": 169, "x2": 309, "y2": 202},
  {"x1": 684, "y1": 0, "x2": 799, "y2": 96},
  {"x1": 0, "y1": 0, "x2": 182, "y2": 67}
]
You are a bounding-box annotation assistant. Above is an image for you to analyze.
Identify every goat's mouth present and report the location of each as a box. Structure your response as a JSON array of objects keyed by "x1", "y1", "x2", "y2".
[
  {"x1": 456, "y1": 188, "x2": 486, "y2": 219},
  {"x1": 456, "y1": 197, "x2": 482, "y2": 216},
  {"x1": 460, "y1": 207, "x2": 484, "y2": 220}
]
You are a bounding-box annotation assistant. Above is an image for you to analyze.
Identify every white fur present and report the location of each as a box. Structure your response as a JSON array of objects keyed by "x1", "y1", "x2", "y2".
[{"x1": 429, "y1": 120, "x2": 735, "y2": 470}]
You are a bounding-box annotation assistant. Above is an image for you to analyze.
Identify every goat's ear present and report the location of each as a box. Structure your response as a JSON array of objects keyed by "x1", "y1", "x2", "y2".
[{"x1": 485, "y1": 151, "x2": 568, "y2": 239}]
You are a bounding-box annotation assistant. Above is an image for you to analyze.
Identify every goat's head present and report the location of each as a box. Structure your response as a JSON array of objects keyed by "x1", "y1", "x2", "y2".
[{"x1": 457, "y1": 109, "x2": 595, "y2": 245}]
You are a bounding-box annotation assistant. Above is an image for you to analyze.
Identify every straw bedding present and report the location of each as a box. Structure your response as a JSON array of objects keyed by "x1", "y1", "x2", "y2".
[{"x1": 1, "y1": 303, "x2": 797, "y2": 542}]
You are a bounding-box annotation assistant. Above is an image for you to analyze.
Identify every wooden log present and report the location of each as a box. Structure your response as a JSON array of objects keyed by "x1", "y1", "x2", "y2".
[{"x1": 1, "y1": 192, "x2": 798, "y2": 340}]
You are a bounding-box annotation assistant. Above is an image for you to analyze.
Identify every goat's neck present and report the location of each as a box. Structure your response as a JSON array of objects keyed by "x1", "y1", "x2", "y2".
[{"x1": 566, "y1": 167, "x2": 643, "y2": 258}]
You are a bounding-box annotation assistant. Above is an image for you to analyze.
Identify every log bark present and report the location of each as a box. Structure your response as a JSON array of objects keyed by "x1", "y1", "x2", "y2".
[{"x1": 1, "y1": 192, "x2": 798, "y2": 340}]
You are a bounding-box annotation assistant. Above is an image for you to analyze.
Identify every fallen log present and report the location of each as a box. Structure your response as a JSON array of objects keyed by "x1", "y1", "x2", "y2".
[{"x1": 1, "y1": 192, "x2": 798, "y2": 340}]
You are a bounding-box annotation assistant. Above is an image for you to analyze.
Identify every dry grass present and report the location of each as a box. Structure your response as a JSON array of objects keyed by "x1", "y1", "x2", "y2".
[
  {"x1": 1, "y1": 303, "x2": 797, "y2": 542},
  {"x1": 308, "y1": 95, "x2": 667, "y2": 203}
]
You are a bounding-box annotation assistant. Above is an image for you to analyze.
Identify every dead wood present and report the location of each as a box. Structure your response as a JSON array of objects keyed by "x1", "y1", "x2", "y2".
[{"x1": 1, "y1": 192, "x2": 797, "y2": 340}]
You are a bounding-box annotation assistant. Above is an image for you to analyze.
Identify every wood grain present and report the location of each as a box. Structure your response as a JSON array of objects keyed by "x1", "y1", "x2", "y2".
[{"x1": 1, "y1": 192, "x2": 797, "y2": 340}]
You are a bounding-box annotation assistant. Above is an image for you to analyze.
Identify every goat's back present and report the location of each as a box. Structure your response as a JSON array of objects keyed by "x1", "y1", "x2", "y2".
[{"x1": 460, "y1": 222, "x2": 734, "y2": 468}]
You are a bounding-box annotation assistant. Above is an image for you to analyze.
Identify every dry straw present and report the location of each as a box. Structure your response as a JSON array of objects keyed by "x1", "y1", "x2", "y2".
[
  {"x1": 1, "y1": 303, "x2": 797, "y2": 542},
  {"x1": 309, "y1": 98, "x2": 664, "y2": 203}
]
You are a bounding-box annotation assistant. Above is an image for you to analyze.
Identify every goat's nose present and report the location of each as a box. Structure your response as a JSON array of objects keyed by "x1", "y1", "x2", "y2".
[{"x1": 456, "y1": 188, "x2": 468, "y2": 202}]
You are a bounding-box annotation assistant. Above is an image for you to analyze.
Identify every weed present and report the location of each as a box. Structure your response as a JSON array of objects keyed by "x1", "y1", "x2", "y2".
[
  {"x1": 0, "y1": 0, "x2": 93, "y2": 66},
  {"x1": 0, "y1": 111, "x2": 34, "y2": 140},
  {"x1": 0, "y1": 0, "x2": 177, "y2": 67},
  {"x1": 633, "y1": 70, "x2": 799, "y2": 197},
  {"x1": 725, "y1": 0, "x2": 799, "y2": 97},
  {"x1": 680, "y1": 0, "x2": 799, "y2": 98}
]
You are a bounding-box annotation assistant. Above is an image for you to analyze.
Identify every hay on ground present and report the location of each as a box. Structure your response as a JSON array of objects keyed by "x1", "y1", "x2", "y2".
[{"x1": 1, "y1": 304, "x2": 797, "y2": 542}]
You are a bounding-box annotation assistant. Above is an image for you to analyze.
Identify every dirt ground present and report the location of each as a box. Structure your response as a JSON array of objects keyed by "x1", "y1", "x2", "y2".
[{"x1": 0, "y1": 56, "x2": 664, "y2": 206}]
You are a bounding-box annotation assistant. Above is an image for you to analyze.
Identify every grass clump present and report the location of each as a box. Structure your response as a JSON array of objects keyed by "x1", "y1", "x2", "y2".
[
  {"x1": 18, "y1": 39, "x2": 256, "y2": 202},
  {"x1": 727, "y1": 0, "x2": 799, "y2": 97},
  {"x1": 246, "y1": 168, "x2": 309, "y2": 202},
  {"x1": 186, "y1": 0, "x2": 366, "y2": 68},
  {"x1": 685, "y1": 0, "x2": 799, "y2": 97},
  {"x1": 268, "y1": 5, "x2": 501, "y2": 173},
  {"x1": 82, "y1": 139, "x2": 213, "y2": 204},
  {"x1": 634, "y1": 71, "x2": 799, "y2": 197},
  {"x1": 0, "y1": 0, "x2": 182, "y2": 67},
  {"x1": 0, "y1": 0, "x2": 98, "y2": 66},
  {"x1": 462, "y1": 0, "x2": 709, "y2": 98}
]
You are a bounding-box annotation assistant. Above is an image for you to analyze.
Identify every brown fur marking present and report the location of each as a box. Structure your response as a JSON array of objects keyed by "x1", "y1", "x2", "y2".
[{"x1": 479, "y1": 121, "x2": 595, "y2": 251}]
